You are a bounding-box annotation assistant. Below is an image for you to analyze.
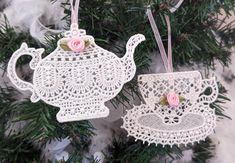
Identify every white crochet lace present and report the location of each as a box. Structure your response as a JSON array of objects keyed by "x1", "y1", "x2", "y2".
[
  {"x1": 122, "y1": 71, "x2": 218, "y2": 146},
  {"x1": 7, "y1": 27, "x2": 145, "y2": 123}
]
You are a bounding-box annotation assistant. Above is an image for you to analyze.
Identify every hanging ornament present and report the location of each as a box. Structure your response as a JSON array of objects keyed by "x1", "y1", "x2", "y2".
[
  {"x1": 122, "y1": 7, "x2": 218, "y2": 146},
  {"x1": 7, "y1": 0, "x2": 145, "y2": 123}
]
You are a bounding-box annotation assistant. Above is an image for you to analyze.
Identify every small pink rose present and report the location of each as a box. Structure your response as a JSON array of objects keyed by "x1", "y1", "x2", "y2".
[
  {"x1": 167, "y1": 92, "x2": 180, "y2": 107},
  {"x1": 67, "y1": 38, "x2": 85, "y2": 52}
]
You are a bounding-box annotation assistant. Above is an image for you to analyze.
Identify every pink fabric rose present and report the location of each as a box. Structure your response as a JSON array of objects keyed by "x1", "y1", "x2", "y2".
[
  {"x1": 68, "y1": 38, "x2": 85, "y2": 52},
  {"x1": 167, "y1": 92, "x2": 180, "y2": 107}
]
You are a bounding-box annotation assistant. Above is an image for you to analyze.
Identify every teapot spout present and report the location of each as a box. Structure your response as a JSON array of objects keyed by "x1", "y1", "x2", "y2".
[{"x1": 121, "y1": 34, "x2": 145, "y2": 82}]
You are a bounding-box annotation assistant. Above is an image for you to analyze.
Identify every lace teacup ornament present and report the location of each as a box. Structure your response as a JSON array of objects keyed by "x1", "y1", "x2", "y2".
[
  {"x1": 122, "y1": 8, "x2": 218, "y2": 146},
  {"x1": 122, "y1": 71, "x2": 218, "y2": 146},
  {"x1": 7, "y1": 0, "x2": 145, "y2": 122}
]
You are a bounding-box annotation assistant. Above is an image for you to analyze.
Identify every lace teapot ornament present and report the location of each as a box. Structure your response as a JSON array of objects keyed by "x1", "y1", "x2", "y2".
[
  {"x1": 7, "y1": 1, "x2": 145, "y2": 123},
  {"x1": 122, "y1": 8, "x2": 218, "y2": 146}
]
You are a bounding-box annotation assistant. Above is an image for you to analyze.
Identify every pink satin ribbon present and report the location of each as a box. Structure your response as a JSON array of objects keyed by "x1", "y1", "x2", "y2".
[
  {"x1": 147, "y1": 8, "x2": 173, "y2": 72},
  {"x1": 70, "y1": 0, "x2": 80, "y2": 25}
]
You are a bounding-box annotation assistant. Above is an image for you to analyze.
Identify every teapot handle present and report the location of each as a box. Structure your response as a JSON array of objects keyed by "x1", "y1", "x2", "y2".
[
  {"x1": 7, "y1": 43, "x2": 44, "y2": 102},
  {"x1": 199, "y1": 77, "x2": 219, "y2": 104}
]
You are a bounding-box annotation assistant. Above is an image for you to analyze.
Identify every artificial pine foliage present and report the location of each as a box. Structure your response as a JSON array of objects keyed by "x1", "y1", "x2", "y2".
[
  {"x1": 0, "y1": 20, "x2": 41, "y2": 67},
  {"x1": 0, "y1": 0, "x2": 234, "y2": 162},
  {"x1": 106, "y1": 136, "x2": 183, "y2": 163},
  {"x1": 191, "y1": 138, "x2": 215, "y2": 163}
]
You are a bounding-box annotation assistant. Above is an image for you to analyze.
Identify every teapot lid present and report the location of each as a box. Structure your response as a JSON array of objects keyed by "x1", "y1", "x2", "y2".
[{"x1": 64, "y1": 23, "x2": 86, "y2": 38}]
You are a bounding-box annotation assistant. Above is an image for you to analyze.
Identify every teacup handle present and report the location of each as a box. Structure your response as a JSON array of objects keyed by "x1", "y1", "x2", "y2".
[
  {"x1": 7, "y1": 43, "x2": 44, "y2": 102},
  {"x1": 199, "y1": 77, "x2": 219, "y2": 103}
]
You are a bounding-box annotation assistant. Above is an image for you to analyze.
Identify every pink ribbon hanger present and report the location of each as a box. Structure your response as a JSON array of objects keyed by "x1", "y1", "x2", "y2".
[
  {"x1": 70, "y1": 0, "x2": 80, "y2": 25},
  {"x1": 147, "y1": 7, "x2": 173, "y2": 73}
]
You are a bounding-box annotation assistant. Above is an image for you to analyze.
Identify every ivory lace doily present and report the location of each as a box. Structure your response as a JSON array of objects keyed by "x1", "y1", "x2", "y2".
[{"x1": 122, "y1": 71, "x2": 218, "y2": 146}]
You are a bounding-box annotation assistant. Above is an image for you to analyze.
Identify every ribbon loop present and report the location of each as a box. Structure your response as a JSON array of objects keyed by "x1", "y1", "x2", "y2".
[
  {"x1": 147, "y1": 8, "x2": 173, "y2": 72},
  {"x1": 70, "y1": 0, "x2": 80, "y2": 25}
]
